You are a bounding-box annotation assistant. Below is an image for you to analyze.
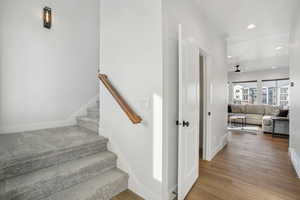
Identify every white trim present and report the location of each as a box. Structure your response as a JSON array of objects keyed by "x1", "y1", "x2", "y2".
[
  {"x1": 289, "y1": 148, "x2": 300, "y2": 178},
  {"x1": 106, "y1": 141, "x2": 162, "y2": 200},
  {"x1": 202, "y1": 54, "x2": 211, "y2": 161},
  {"x1": 208, "y1": 133, "x2": 228, "y2": 161},
  {"x1": 167, "y1": 185, "x2": 177, "y2": 200},
  {"x1": 0, "y1": 95, "x2": 98, "y2": 134},
  {"x1": 98, "y1": 96, "x2": 162, "y2": 200},
  {"x1": 69, "y1": 95, "x2": 99, "y2": 119}
]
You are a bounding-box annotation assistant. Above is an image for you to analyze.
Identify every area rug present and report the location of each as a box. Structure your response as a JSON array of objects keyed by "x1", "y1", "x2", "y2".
[{"x1": 228, "y1": 125, "x2": 262, "y2": 135}]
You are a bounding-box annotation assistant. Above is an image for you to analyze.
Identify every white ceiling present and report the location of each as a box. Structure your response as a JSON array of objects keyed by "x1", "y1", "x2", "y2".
[{"x1": 195, "y1": 0, "x2": 300, "y2": 72}]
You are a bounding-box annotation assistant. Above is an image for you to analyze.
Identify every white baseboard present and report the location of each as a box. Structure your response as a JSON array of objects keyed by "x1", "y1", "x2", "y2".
[
  {"x1": 167, "y1": 185, "x2": 177, "y2": 200},
  {"x1": 0, "y1": 95, "x2": 99, "y2": 134},
  {"x1": 289, "y1": 148, "x2": 300, "y2": 178},
  {"x1": 105, "y1": 140, "x2": 163, "y2": 200},
  {"x1": 209, "y1": 133, "x2": 228, "y2": 161},
  {"x1": 69, "y1": 95, "x2": 99, "y2": 118}
]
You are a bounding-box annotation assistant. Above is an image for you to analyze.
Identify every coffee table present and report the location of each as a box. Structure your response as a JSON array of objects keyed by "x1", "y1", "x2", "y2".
[{"x1": 229, "y1": 115, "x2": 246, "y2": 129}]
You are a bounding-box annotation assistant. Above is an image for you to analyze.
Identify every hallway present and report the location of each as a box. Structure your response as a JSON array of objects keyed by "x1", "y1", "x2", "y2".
[{"x1": 186, "y1": 131, "x2": 300, "y2": 200}]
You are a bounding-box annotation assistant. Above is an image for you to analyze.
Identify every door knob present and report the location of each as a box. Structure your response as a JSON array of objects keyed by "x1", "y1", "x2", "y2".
[
  {"x1": 176, "y1": 120, "x2": 190, "y2": 127},
  {"x1": 182, "y1": 121, "x2": 190, "y2": 127}
]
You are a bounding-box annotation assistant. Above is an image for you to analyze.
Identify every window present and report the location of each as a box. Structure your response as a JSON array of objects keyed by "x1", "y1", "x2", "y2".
[
  {"x1": 262, "y1": 79, "x2": 289, "y2": 107},
  {"x1": 233, "y1": 81, "x2": 258, "y2": 104},
  {"x1": 242, "y1": 88, "x2": 249, "y2": 101},
  {"x1": 279, "y1": 80, "x2": 289, "y2": 107}
]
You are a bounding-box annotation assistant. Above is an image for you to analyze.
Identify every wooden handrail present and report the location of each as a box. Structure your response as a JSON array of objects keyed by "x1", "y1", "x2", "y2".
[{"x1": 98, "y1": 73, "x2": 142, "y2": 124}]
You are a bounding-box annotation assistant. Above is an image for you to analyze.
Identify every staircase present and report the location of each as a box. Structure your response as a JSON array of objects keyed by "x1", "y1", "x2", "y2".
[
  {"x1": 77, "y1": 100, "x2": 100, "y2": 132},
  {"x1": 0, "y1": 100, "x2": 128, "y2": 200}
]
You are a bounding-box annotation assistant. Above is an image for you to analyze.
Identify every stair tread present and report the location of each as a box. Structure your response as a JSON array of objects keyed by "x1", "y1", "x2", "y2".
[
  {"x1": 2, "y1": 151, "x2": 117, "y2": 194},
  {"x1": 87, "y1": 106, "x2": 99, "y2": 112},
  {"x1": 0, "y1": 98, "x2": 129, "y2": 200},
  {"x1": 0, "y1": 126, "x2": 106, "y2": 169},
  {"x1": 42, "y1": 169, "x2": 128, "y2": 200},
  {"x1": 77, "y1": 116, "x2": 99, "y2": 123}
]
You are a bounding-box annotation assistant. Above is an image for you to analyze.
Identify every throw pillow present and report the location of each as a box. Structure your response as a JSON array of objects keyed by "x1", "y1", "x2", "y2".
[
  {"x1": 278, "y1": 109, "x2": 289, "y2": 117},
  {"x1": 228, "y1": 105, "x2": 232, "y2": 113}
]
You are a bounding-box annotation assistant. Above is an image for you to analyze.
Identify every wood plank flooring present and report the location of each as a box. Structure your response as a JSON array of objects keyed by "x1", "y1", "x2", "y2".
[
  {"x1": 112, "y1": 189, "x2": 144, "y2": 200},
  {"x1": 186, "y1": 131, "x2": 300, "y2": 200},
  {"x1": 113, "y1": 131, "x2": 300, "y2": 200}
]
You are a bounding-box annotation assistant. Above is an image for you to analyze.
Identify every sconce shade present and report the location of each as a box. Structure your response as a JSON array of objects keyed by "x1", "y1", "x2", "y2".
[{"x1": 43, "y1": 7, "x2": 52, "y2": 29}]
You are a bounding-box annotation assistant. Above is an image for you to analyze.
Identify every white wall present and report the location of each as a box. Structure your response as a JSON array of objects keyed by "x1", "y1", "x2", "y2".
[
  {"x1": 162, "y1": 0, "x2": 227, "y2": 198},
  {"x1": 0, "y1": 0, "x2": 99, "y2": 133},
  {"x1": 289, "y1": 8, "x2": 300, "y2": 177},
  {"x1": 100, "y1": 0, "x2": 227, "y2": 199},
  {"x1": 99, "y1": 0, "x2": 164, "y2": 199}
]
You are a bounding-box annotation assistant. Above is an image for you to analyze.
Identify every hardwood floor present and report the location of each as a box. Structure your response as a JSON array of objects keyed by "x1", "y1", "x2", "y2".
[
  {"x1": 186, "y1": 131, "x2": 300, "y2": 200},
  {"x1": 112, "y1": 189, "x2": 144, "y2": 200},
  {"x1": 113, "y1": 131, "x2": 300, "y2": 200}
]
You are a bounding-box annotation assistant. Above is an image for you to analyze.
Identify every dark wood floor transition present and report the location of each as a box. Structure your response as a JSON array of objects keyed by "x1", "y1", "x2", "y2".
[{"x1": 114, "y1": 131, "x2": 300, "y2": 200}]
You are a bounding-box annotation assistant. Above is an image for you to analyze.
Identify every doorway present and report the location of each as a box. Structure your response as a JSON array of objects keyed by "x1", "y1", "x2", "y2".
[
  {"x1": 177, "y1": 24, "x2": 211, "y2": 199},
  {"x1": 199, "y1": 55, "x2": 205, "y2": 159},
  {"x1": 198, "y1": 51, "x2": 211, "y2": 162}
]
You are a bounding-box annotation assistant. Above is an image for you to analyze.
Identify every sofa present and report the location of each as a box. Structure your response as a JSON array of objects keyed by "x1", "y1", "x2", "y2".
[{"x1": 228, "y1": 104, "x2": 289, "y2": 134}]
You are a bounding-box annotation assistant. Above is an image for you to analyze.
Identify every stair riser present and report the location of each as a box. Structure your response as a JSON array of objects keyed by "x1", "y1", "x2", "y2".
[
  {"x1": 77, "y1": 120, "x2": 98, "y2": 133},
  {"x1": 90, "y1": 175, "x2": 128, "y2": 200},
  {"x1": 87, "y1": 111, "x2": 99, "y2": 119},
  {"x1": 43, "y1": 172, "x2": 128, "y2": 200},
  {"x1": 0, "y1": 141, "x2": 107, "y2": 181},
  {"x1": 2, "y1": 157, "x2": 116, "y2": 200}
]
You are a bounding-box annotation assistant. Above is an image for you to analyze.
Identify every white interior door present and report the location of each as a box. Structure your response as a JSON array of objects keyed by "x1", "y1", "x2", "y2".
[{"x1": 178, "y1": 24, "x2": 200, "y2": 200}]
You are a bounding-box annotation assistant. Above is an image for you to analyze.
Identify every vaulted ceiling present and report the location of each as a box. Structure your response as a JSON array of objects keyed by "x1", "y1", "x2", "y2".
[{"x1": 195, "y1": 0, "x2": 300, "y2": 72}]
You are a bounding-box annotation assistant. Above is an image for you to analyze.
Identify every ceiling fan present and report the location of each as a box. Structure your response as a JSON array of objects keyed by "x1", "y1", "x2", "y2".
[{"x1": 234, "y1": 65, "x2": 241, "y2": 73}]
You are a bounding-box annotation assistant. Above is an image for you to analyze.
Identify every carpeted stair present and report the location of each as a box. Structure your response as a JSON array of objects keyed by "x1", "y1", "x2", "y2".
[{"x1": 0, "y1": 100, "x2": 128, "y2": 200}]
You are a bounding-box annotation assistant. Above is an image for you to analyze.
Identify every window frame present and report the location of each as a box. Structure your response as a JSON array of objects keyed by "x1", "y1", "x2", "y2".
[
  {"x1": 261, "y1": 78, "x2": 290, "y2": 107},
  {"x1": 232, "y1": 80, "x2": 258, "y2": 105}
]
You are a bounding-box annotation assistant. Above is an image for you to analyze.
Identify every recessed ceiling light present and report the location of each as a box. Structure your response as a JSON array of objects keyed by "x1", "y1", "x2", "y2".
[
  {"x1": 275, "y1": 46, "x2": 283, "y2": 50},
  {"x1": 227, "y1": 56, "x2": 232, "y2": 59},
  {"x1": 272, "y1": 66, "x2": 278, "y2": 69},
  {"x1": 247, "y1": 24, "x2": 256, "y2": 30}
]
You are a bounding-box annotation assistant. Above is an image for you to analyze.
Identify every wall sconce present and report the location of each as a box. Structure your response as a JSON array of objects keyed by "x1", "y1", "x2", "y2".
[{"x1": 43, "y1": 7, "x2": 52, "y2": 29}]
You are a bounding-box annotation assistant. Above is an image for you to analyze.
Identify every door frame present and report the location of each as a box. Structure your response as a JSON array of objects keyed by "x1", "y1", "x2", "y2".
[
  {"x1": 162, "y1": 26, "x2": 213, "y2": 200},
  {"x1": 176, "y1": 27, "x2": 212, "y2": 199},
  {"x1": 198, "y1": 48, "x2": 211, "y2": 161},
  {"x1": 177, "y1": 25, "x2": 201, "y2": 200}
]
